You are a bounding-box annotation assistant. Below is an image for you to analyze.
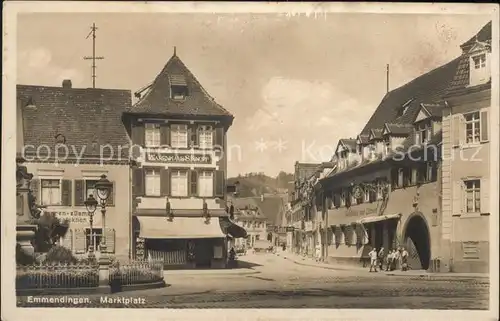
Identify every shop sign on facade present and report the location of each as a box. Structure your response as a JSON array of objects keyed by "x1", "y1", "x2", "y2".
[
  {"x1": 44, "y1": 210, "x2": 90, "y2": 223},
  {"x1": 345, "y1": 206, "x2": 378, "y2": 218},
  {"x1": 146, "y1": 152, "x2": 212, "y2": 164}
]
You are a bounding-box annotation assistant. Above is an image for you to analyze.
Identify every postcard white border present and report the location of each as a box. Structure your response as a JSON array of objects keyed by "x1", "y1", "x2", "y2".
[{"x1": 2, "y1": 2, "x2": 499, "y2": 321}]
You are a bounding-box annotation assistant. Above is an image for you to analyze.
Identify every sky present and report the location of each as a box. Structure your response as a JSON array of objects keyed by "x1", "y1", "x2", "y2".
[{"x1": 16, "y1": 12, "x2": 491, "y2": 177}]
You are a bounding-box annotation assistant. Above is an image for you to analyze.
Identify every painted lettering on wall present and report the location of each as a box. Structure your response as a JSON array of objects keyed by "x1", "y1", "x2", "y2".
[
  {"x1": 345, "y1": 207, "x2": 378, "y2": 217},
  {"x1": 44, "y1": 211, "x2": 90, "y2": 223},
  {"x1": 146, "y1": 153, "x2": 212, "y2": 164}
]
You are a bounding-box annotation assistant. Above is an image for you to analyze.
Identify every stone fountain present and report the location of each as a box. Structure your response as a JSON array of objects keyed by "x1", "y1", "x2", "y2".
[{"x1": 16, "y1": 157, "x2": 39, "y2": 258}]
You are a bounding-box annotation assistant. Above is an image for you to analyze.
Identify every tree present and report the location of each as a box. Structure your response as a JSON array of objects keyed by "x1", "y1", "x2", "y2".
[{"x1": 32, "y1": 211, "x2": 70, "y2": 253}]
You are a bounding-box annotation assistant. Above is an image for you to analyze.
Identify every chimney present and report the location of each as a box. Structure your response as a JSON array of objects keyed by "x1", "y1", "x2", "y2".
[{"x1": 62, "y1": 79, "x2": 72, "y2": 89}]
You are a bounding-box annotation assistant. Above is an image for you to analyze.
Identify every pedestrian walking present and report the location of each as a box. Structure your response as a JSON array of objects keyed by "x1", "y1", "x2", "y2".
[
  {"x1": 385, "y1": 250, "x2": 393, "y2": 271},
  {"x1": 378, "y1": 247, "x2": 385, "y2": 271},
  {"x1": 401, "y1": 247, "x2": 409, "y2": 271},
  {"x1": 369, "y1": 247, "x2": 378, "y2": 272}
]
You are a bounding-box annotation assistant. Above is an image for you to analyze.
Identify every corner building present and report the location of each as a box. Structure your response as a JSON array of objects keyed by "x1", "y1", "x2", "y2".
[
  {"x1": 17, "y1": 81, "x2": 133, "y2": 261},
  {"x1": 124, "y1": 50, "x2": 241, "y2": 269}
]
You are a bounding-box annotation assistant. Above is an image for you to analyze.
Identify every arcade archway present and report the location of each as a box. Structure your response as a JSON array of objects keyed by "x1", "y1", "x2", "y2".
[{"x1": 403, "y1": 214, "x2": 431, "y2": 270}]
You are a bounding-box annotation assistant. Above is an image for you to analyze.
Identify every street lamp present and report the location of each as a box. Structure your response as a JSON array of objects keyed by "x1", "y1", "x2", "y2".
[
  {"x1": 94, "y1": 174, "x2": 113, "y2": 255},
  {"x1": 84, "y1": 194, "x2": 98, "y2": 259}
]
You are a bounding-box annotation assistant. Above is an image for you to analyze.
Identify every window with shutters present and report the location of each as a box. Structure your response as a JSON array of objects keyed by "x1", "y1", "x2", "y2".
[
  {"x1": 171, "y1": 124, "x2": 188, "y2": 149},
  {"x1": 198, "y1": 171, "x2": 213, "y2": 197},
  {"x1": 85, "y1": 228, "x2": 102, "y2": 252},
  {"x1": 145, "y1": 123, "x2": 161, "y2": 147},
  {"x1": 465, "y1": 179, "x2": 481, "y2": 213},
  {"x1": 171, "y1": 170, "x2": 188, "y2": 197},
  {"x1": 145, "y1": 168, "x2": 161, "y2": 196},
  {"x1": 199, "y1": 125, "x2": 213, "y2": 149},
  {"x1": 464, "y1": 112, "x2": 481, "y2": 144},
  {"x1": 41, "y1": 179, "x2": 61, "y2": 205}
]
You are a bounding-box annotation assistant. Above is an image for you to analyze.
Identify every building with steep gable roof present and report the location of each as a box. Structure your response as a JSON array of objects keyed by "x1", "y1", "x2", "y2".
[{"x1": 124, "y1": 49, "x2": 241, "y2": 269}]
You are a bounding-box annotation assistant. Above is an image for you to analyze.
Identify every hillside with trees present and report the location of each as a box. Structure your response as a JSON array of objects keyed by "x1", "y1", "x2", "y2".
[{"x1": 227, "y1": 171, "x2": 294, "y2": 198}]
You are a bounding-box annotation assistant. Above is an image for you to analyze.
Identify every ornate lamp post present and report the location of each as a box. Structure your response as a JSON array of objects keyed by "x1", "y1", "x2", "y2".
[
  {"x1": 84, "y1": 194, "x2": 98, "y2": 259},
  {"x1": 94, "y1": 174, "x2": 113, "y2": 256}
]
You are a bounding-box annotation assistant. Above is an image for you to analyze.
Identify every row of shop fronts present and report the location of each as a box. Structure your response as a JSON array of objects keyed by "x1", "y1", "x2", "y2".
[
  {"x1": 285, "y1": 21, "x2": 493, "y2": 273},
  {"x1": 17, "y1": 49, "x2": 247, "y2": 268}
]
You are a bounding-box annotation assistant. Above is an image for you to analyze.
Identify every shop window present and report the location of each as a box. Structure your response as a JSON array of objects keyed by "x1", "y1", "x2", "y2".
[
  {"x1": 198, "y1": 171, "x2": 213, "y2": 197},
  {"x1": 41, "y1": 179, "x2": 61, "y2": 205},
  {"x1": 171, "y1": 170, "x2": 188, "y2": 197},
  {"x1": 464, "y1": 111, "x2": 481, "y2": 145},
  {"x1": 145, "y1": 123, "x2": 161, "y2": 148},
  {"x1": 145, "y1": 168, "x2": 161, "y2": 196},
  {"x1": 464, "y1": 179, "x2": 480, "y2": 213},
  {"x1": 85, "y1": 228, "x2": 102, "y2": 252},
  {"x1": 198, "y1": 125, "x2": 213, "y2": 149},
  {"x1": 171, "y1": 124, "x2": 188, "y2": 149}
]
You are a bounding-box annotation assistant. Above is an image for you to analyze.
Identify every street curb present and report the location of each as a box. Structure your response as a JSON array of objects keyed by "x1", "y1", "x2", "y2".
[
  {"x1": 164, "y1": 270, "x2": 261, "y2": 277},
  {"x1": 283, "y1": 256, "x2": 489, "y2": 279}
]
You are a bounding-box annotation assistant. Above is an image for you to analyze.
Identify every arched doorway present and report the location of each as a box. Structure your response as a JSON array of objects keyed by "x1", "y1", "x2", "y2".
[{"x1": 403, "y1": 214, "x2": 431, "y2": 270}]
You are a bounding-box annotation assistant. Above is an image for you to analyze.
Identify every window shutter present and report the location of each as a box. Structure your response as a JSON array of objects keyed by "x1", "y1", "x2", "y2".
[
  {"x1": 30, "y1": 178, "x2": 40, "y2": 202},
  {"x1": 160, "y1": 168, "x2": 171, "y2": 196},
  {"x1": 214, "y1": 126, "x2": 224, "y2": 149},
  {"x1": 451, "y1": 115, "x2": 461, "y2": 147},
  {"x1": 452, "y1": 180, "x2": 464, "y2": 216},
  {"x1": 61, "y1": 179, "x2": 72, "y2": 206},
  {"x1": 107, "y1": 181, "x2": 115, "y2": 206},
  {"x1": 480, "y1": 109, "x2": 489, "y2": 142},
  {"x1": 480, "y1": 178, "x2": 489, "y2": 214},
  {"x1": 131, "y1": 122, "x2": 145, "y2": 146},
  {"x1": 62, "y1": 229, "x2": 73, "y2": 251},
  {"x1": 190, "y1": 169, "x2": 198, "y2": 197},
  {"x1": 214, "y1": 170, "x2": 224, "y2": 197},
  {"x1": 189, "y1": 124, "x2": 198, "y2": 148},
  {"x1": 74, "y1": 229, "x2": 86, "y2": 254},
  {"x1": 133, "y1": 168, "x2": 145, "y2": 197},
  {"x1": 160, "y1": 123, "x2": 171, "y2": 147},
  {"x1": 74, "y1": 180, "x2": 85, "y2": 206},
  {"x1": 106, "y1": 228, "x2": 115, "y2": 253}
]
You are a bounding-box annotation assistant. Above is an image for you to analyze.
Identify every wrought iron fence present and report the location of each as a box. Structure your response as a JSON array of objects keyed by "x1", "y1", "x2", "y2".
[
  {"x1": 147, "y1": 249, "x2": 186, "y2": 265},
  {"x1": 110, "y1": 260, "x2": 164, "y2": 286},
  {"x1": 16, "y1": 263, "x2": 99, "y2": 289}
]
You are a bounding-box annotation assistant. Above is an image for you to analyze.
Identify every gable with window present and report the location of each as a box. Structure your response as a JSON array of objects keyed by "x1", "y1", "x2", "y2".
[{"x1": 415, "y1": 121, "x2": 432, "y2": 145}]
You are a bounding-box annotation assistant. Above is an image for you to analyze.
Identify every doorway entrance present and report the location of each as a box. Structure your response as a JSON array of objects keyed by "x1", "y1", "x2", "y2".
[{"x1": 403, "y1": 214, "x2": 431, "y2": 270}]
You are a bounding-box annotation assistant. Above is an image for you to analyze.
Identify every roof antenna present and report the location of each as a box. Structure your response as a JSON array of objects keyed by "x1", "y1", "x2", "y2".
[{"x1": 173, "y1": 46, "x2": 177, "y2": 56}]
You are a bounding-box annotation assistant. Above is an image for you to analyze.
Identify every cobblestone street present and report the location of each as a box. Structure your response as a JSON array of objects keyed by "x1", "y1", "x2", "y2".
[{"x1": 17, "y1": 254, "x2": 489, "y2": 309}]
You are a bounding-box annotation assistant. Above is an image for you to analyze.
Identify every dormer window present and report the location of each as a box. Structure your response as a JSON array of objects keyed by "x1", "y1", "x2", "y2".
[
  {"x1": 171, "y1": 85, "x2": 188, "y2": 100},
  {"x1": 415, "y1": 121, "x2": 431, "y2": 145},
  {"x1": 469, "y1": 51, "x2": 490, "y2": 87},
  {"x1": 169, "y1": 74, "x2": 188, "y2": 100},
  {"x1": 472, "y1": 53, "x2": 486, "y2": 69}
]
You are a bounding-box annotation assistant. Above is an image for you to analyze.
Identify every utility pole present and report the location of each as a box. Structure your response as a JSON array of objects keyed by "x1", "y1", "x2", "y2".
[{"x1": 83, "y1": 23, "x2": 105, "y2": 88}]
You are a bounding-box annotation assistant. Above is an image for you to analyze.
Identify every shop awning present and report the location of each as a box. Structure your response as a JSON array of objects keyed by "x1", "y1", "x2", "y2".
[
  {"x1": 136, "y1": 216, "x2": 225, "y2": 239},
  {"x1": 357, "y1": 213, "x2": 402, "y2": 224},
  {"x1": 219, "y1": 217, "x2": 247, "y2": 238}
]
